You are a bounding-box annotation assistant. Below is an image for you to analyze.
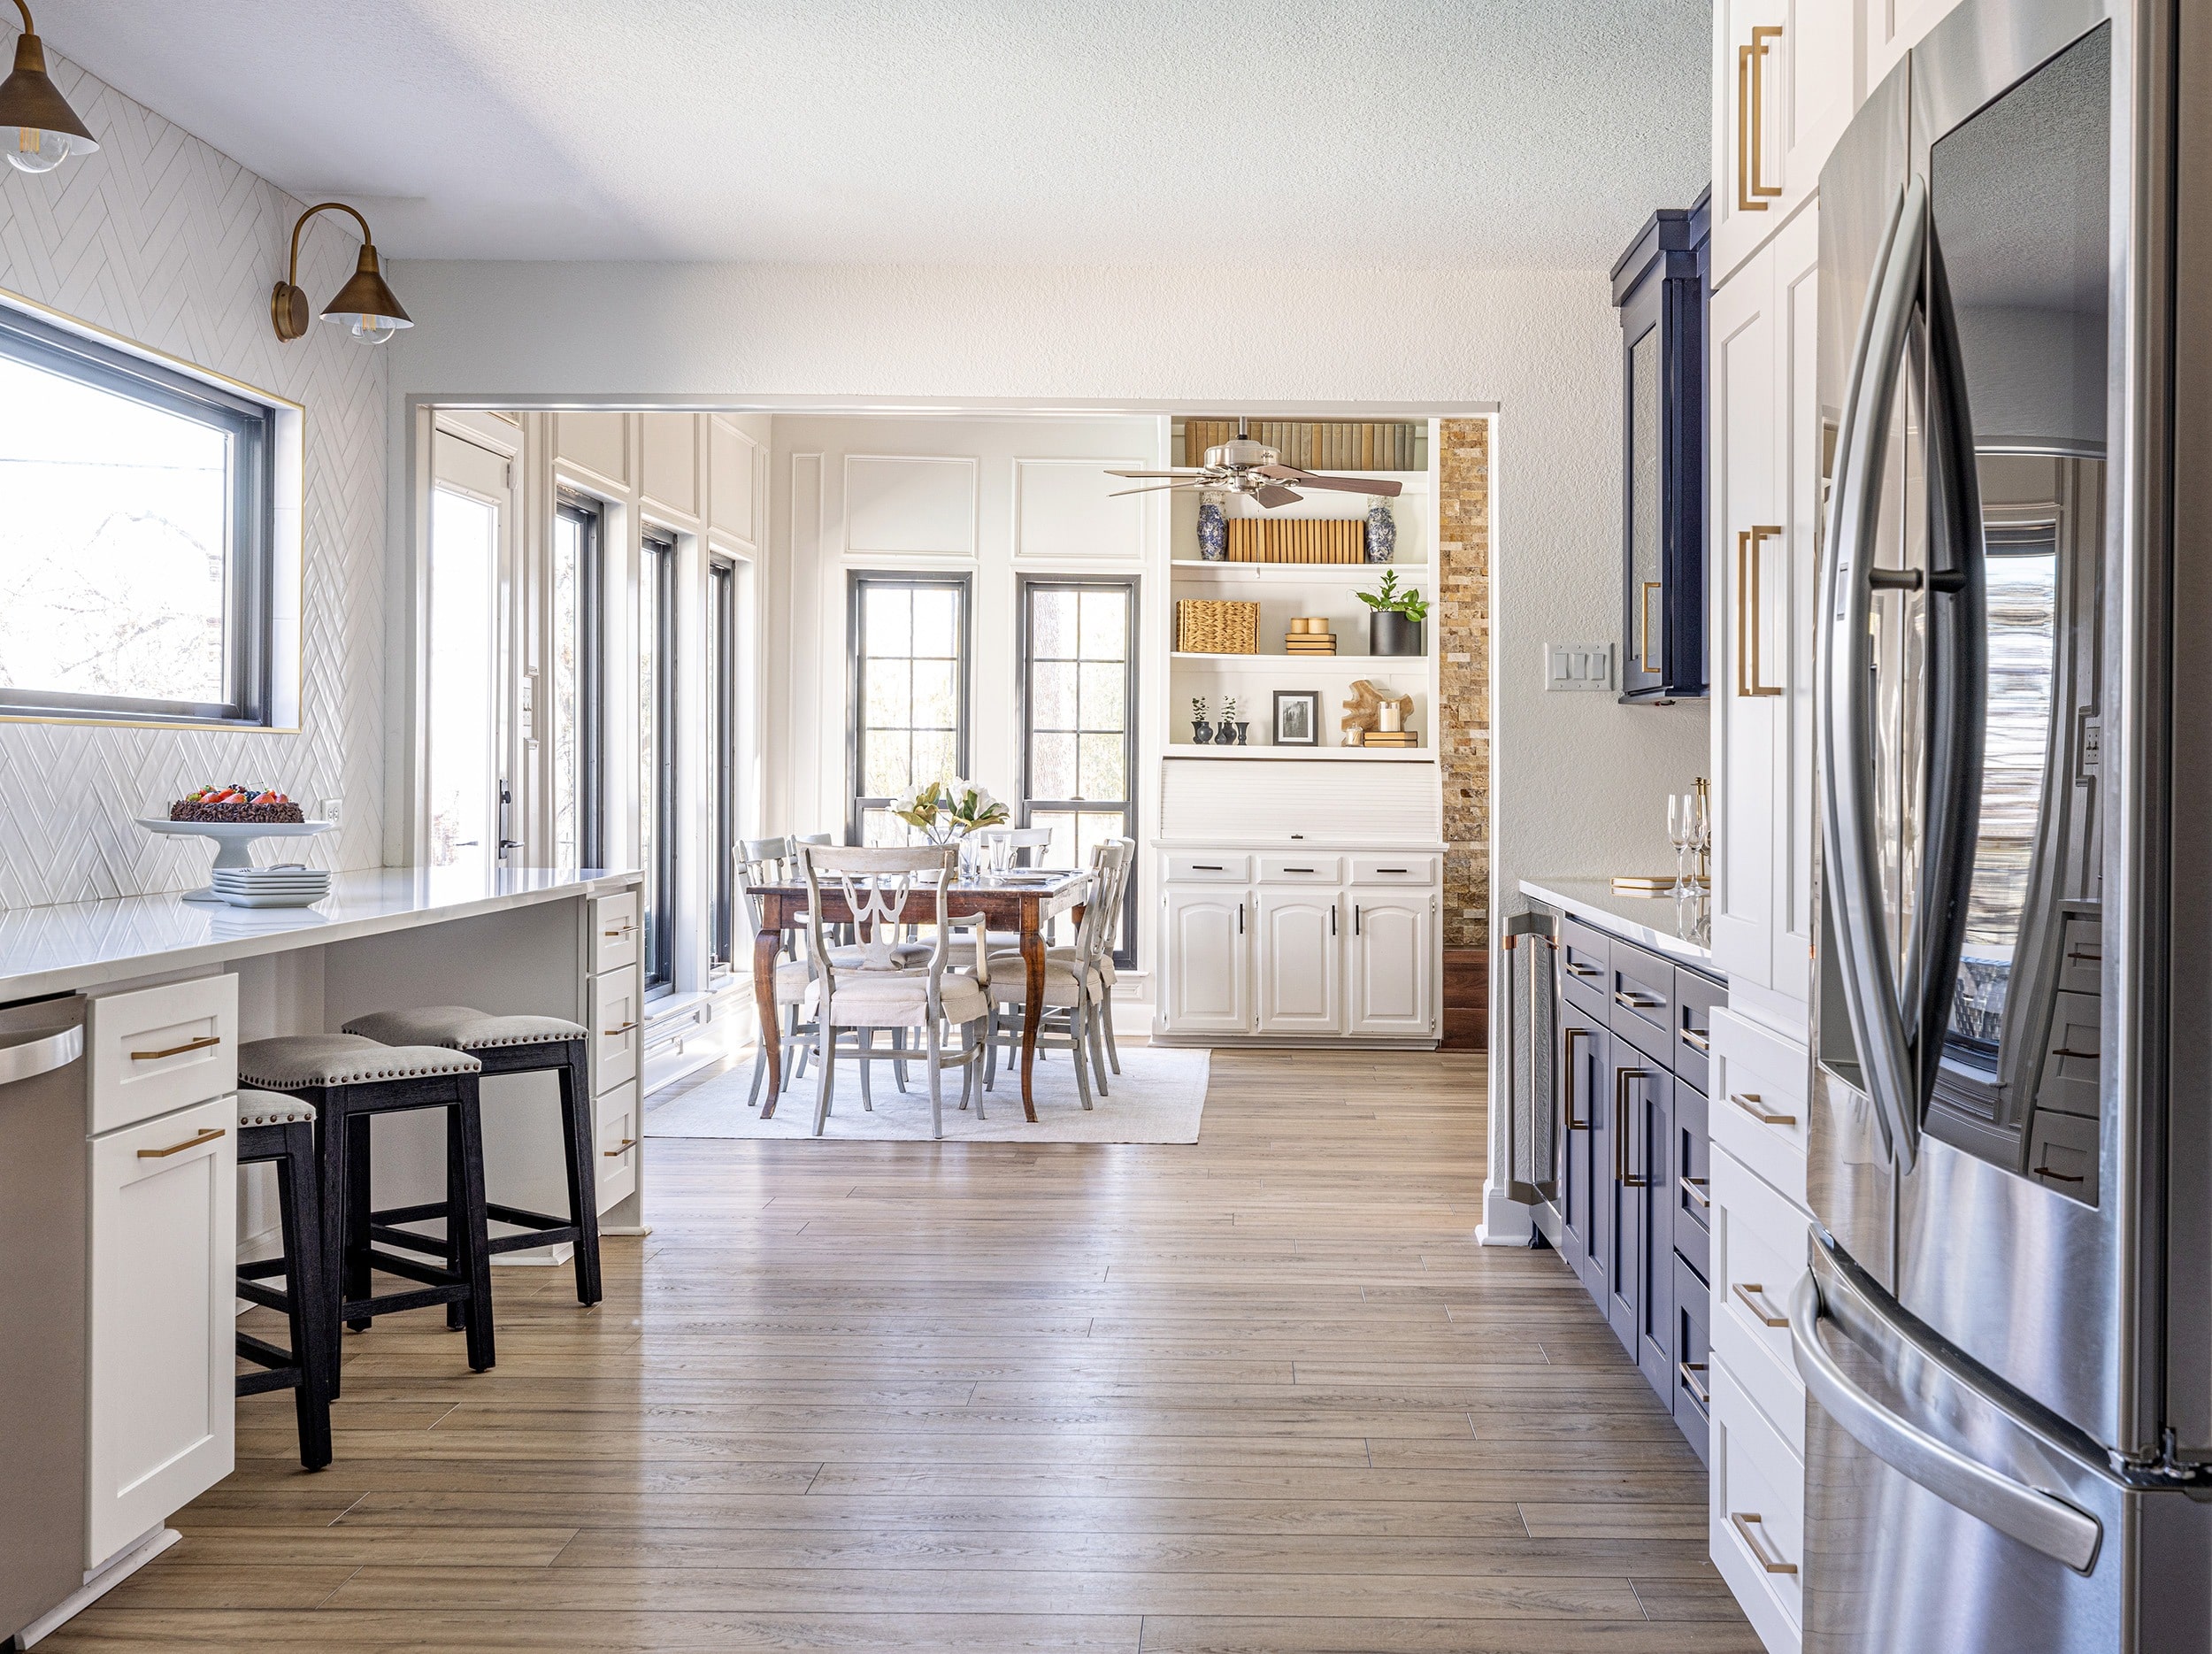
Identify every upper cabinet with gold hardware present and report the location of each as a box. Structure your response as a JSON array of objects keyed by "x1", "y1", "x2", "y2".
[
  {"x1": 1711, "y1": 0, "x2": 1863, "y2": 291},
  {"x1": 1613, "y1": 197, "x2": 1709, "y2": 704}
]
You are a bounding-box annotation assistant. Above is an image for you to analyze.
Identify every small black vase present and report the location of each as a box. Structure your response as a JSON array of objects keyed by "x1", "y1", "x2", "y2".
[
  {"x1": 1370, "y1": 611, "x2": 1424, "y2": 657},
  {"x1": 1234, "y1": 721, "x2": 1250, "y2": 746},
  {"x1": 1217, "y1": 719, "x2": 1239, "y2": 745},
  {"x1": 1192, "y1": 719, "x2": 1213, "y2": 745}
]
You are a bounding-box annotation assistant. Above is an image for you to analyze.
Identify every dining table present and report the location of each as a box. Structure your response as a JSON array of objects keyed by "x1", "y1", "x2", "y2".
[{"x1": 749, "y1": 868, "x2": 1093, "y2": 1122}]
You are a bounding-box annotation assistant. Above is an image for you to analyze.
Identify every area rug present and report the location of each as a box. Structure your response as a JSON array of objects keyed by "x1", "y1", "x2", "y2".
[{"x1": 644, "y1": 1041, "x2": 1209, "y2": 1143}]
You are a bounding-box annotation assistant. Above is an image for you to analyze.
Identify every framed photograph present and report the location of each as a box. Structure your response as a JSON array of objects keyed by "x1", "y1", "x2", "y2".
[{"x1": 1272, "y1": 689, "x2": 1320, "y2": 747}]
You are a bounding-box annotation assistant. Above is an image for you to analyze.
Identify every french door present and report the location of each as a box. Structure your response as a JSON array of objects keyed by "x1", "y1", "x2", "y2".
[{"x1": 426, "y1": 429, "x2": 517, "y2": 877}]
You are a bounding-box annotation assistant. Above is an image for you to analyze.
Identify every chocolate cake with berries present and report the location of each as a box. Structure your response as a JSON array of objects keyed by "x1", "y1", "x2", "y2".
[{"x1": 170, "y1": 785, "x2": 306, "y2": 825}]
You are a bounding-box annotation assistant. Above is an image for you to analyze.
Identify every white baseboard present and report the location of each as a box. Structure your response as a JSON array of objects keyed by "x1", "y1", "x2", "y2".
[{"x1": 14, "y1": 1526, "x2": 179, "y2": 1649}]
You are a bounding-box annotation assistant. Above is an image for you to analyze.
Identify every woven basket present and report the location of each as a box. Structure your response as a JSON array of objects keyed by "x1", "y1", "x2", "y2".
[{"x1": 1176, "y1": 599, "x2": 1260, "y2": 654}]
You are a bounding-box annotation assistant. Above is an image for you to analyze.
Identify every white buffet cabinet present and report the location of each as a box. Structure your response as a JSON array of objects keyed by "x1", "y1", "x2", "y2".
[
  {"x1": 1154, "y1": 844, "x2": 1442, "y2": 1046},
  {"x1": 0, "y1": 865, "x2": 641, "y2": 1650}
]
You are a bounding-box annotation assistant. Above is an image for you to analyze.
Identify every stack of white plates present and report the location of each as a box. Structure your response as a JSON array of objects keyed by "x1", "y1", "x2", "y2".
[{"x1": 211, "y1": 864, "x2": 332, "y2": 909}]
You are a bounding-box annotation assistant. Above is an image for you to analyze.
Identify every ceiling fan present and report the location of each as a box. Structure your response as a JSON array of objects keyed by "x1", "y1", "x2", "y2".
[{"x1": 1107, "y1": 419, "x2": 1405, "y2": 510}]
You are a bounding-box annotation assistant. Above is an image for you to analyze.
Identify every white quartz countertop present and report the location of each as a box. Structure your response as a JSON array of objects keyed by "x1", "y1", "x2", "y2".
[
  {"x1": 1519, "y1": 877, "x2": 1717, "y2": 972},
  {"x1": 0, "y1": 866, "x2": 641, "y2": 1004}
]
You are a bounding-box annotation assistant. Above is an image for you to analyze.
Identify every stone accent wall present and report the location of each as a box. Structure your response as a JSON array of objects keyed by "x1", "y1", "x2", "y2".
[{"x1": 1438, "y1": 419, "x2": 1492, "y2": 950}]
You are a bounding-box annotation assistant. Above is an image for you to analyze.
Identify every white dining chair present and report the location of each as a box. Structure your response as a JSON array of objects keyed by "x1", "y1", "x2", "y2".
[
  {"x1": 799, "y1": 843, "x2": 993, "y2": 1139},
  {"x1": 984, "y1": 839, "x2": 1127, "y2": 1109},
  {"x1": 739, "y1": 837, "x2": 815, "y2": 1108}
]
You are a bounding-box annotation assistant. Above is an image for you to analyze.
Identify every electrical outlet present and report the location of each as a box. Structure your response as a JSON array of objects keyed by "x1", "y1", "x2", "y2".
[
  {"x1": 319, "y1": 797, "x2": 342, "y2": 825},
  {"x1": 1546, "y1": 642, "x2": 1614, "y2": 693}
]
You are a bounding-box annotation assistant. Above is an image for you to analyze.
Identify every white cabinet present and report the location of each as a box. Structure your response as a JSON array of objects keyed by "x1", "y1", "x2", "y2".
[
  {"x1": 1713, "y1": 0, "x2": 1859, "y2": 288},
  {"x1": 1256, "y1": 891, "x2": 1340, "y2": 1035},
  {"x1": 86, "y1": 1096, "x2": 234, "y2": 1568},
  {"x1": 1865, "y1": 0, "x2": 1961, "y2": 91},
  {"x1": 1348, "y1": 894, "x2": 1433, "y2": 1036},
  {"x1": 1164, "y1": 888, "x2": 1250, "y2": 1035}
]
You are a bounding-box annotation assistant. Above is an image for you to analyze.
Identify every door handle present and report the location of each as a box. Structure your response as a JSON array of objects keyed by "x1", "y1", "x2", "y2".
[
  {"x1": 1736, "y1": 28, "x2": 1782, "y2": 213},
  {"x1": 1639, "y1": 579, "x2": 1663, "y2": 673},
  {"x1": 1330, "y1": 904, "x2": 1337, "y2": 936},
  {"x1": 1747, "y1": 26, "x2": 1783, "y2": 204},
  {"x1": 130, "y1": 1033, "x2": 221, "y2": 1061},
  {"x1": 1733, "y1": 1281, "x2": 1788, "y2": 1327},
  {"x1": 1613, "y1": 1066, "x2": 1651, "y2": 1188},
  {"x1": 1727, "y1": 1090, "x2": 1797, "y2": 1127},
  {"x1": 1729, "y1": 1512, "x2": 1796, "y2": 1575},
  {"x1": 1736, "y1": 526, "x2": 1784, "y2": 696},
  {"x1": 1790, "y1": 1258, "x2": 2101, "y2": 1573},
  {"x1": 139, "y1": 1126, "x2": 227, "y2": 1159},
  {"x1": 1563, "y1": 1028, "x2": 1592, "y2": 1130}
]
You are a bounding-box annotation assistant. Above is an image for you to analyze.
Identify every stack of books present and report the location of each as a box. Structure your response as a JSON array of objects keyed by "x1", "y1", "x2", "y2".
[
  {"x1": 1225, "y1": 518, "x2": 1366, "y2": 564},
  {"x1": 1361, "y1": 730, "x2": 1418, "y2": 749},
  {"x1": 1285, "y1": 618, "x2": 1336, "y2": 656},
  {"x1": 1183, "y1": 420, "x2": 1425, "y2": 472}
]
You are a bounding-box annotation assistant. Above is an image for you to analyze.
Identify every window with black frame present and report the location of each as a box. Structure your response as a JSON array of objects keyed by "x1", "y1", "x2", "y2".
[
  {"x1": 849, "y1": 573, "x2": 970, "y2": 846},
  {"x1": 708, "y1": 556, "x2": 740, "y2": 972},
  {"x1": 1018, "y1": 578, "x2": 1137, "y2": 965},
  {"x1": 551, "y1": 490, "x2": 604, "y2": 870},
  {"x1": 640, "y1": 531, "x2": 678, "y2": 992},
  {"x1": 0, "y1": 306, "x2": 275, "y2": 726}
]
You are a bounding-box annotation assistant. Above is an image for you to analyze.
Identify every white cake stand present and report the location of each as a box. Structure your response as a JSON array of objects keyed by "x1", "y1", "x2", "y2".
[{"x1": 135, "y1": 818, "x2": 336, "y2": 904}]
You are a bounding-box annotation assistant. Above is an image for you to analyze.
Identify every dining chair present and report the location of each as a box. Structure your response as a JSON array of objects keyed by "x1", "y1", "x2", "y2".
[
  {"x1": 798, "y1": 843, "x2": 994, "y2": 1139},
  {"x1": 739, "y1": 837, "x2": 818, "y2": 1107},
  {"x1": 979, "y1": 826, "x2": 1065, "y2": 952},
  {"x1": 984, "y1": 839, "x2": 1128, "y2": 1108}
]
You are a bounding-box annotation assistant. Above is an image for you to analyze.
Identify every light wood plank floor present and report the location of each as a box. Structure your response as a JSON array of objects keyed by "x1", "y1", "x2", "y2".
[{"x1": 48, "y1": 1048, "x2": 1755, "y2": 1652}]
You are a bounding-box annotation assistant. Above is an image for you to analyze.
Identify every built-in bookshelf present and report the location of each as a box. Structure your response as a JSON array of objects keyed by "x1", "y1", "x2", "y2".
[{"x1": 1175, "y1": 419, "x2": 1429, "y2": 472}]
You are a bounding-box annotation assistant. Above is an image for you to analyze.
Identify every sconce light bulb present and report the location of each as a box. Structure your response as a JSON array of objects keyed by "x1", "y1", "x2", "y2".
[
  {"x1": 10, "y1": 124, "x2": 70, "y2": 173},
  {"x1": 328, "y1": 312, "x2": 401, "y2": 345}
]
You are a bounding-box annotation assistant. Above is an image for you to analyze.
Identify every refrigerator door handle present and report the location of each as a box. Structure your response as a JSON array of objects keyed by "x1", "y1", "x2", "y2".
[
  {"x1": 1789, "y1": 1270, "x2": 2101, "y2": 1573},
  {"x1": 1819, "y1": 173, "x2": 1928, "y2": 1170}
]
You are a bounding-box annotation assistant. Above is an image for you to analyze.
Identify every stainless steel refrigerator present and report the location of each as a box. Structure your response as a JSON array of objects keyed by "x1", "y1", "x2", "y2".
[{"x1": 1801, "y1": 0, "x2": 2212, "y2": 1647}]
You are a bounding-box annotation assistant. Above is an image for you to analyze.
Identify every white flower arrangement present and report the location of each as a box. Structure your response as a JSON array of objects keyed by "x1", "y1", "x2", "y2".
[{"x1": 890, "y1": 777, "x2": 1010, "y2": 840}]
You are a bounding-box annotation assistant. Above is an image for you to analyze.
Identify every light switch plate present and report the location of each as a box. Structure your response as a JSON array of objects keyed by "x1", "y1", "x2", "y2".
[{"x1": 1546, "y1": 642, "x2": 1614, "y2": 692}]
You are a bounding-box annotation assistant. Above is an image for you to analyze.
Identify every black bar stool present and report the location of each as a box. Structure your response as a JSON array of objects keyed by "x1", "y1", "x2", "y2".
[
  {"x1": 234, "y1": 1090, "x2": 334, "y2": 1471},
  {"x1": 235, "y1": 1034, "x2": 495, "y2": 1398},
  {"x1": 342, "y1": 1007, "x2": 602, "y2": 1308}
]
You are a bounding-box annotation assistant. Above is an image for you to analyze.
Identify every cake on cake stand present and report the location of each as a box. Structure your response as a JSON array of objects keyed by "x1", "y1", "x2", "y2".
[{"x1": 135, "y1": 818, "x2": 336, "y2": 904}]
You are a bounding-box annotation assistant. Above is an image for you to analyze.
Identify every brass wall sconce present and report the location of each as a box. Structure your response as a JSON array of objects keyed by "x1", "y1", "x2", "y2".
[
  {"x1": 273, "y1": 202, "x2": 412, "y2": 344},
  {"x1": 3, "y1": 0, "x2": 99, "y2": 173}
]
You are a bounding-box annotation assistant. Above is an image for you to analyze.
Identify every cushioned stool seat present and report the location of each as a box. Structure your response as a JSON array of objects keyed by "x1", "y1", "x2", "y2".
[
  {"x1": 341, "y1": 1006, "x2": 603, "y2": 1311},
  {"x1": 234, "y1": 1089, "x2": 335, "y2": 1470},
  {"x1": 240, "y1": 1032, "x2": 482, "y2": 1089}
]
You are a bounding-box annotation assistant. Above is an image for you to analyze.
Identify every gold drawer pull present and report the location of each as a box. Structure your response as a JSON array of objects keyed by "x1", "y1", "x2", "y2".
[
  {"x1": 140, "y1": 1126, "x2": 226, "y2": 1159},
  {"x1": 1679, "y1": 1174, "x2": 1710, "y2": 1211},
  {"x1": 1730, "y1": 1511, "x2": 1797, "y2": 1574},
  {"x1": 1737, "y1": 526, "x2": 1785, "y2": 696},
  {"x1": 604, "y1": 1021, "x2": 638, "y2": 1036},
  {"x1": 1680, "y1": 1027, "x2": 1711, "y2": 1053},
  {"x1": 1728, "y1": 1090, "x2": 1797, "y2": 1127},
  {"x1": 1615, "y1": 989, "x2": 1664, "y2": 1011},
  {"x1": 1678, "y1": 1359, "x2": 1710, "y2": 1408},
  {"x1": 603, "y1": 921, "x2": 637, "y2": 937},
  {"x1": 1563, "y1": 961, "x2": 1601, "y2": 978},
  {"x1": 1733, "y1": 1281, "x2": 1789, "y2": 1327},
  {"x1": 603, "y1": 1137, "x2": 637, "y2": 1158},
  {"x1": 2033, "y1": 1165, "x2": 2086, "y2": 1184},
  {"x1": 131, "y1": 1034, "x2": 221, "y2": 1061}
]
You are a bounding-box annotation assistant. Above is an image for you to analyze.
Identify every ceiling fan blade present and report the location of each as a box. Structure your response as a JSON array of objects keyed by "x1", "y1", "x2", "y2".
[
  {"x1": 1107, "y1": 482, "x2": 1201, "y2": 497},
  {"x1": 1105, "y1": 468, "x2": 1203, "y2": 479},
  {"x1": 1253, "y1": 484, "x2": 1303, "y2": 509},
  {"x1": 1271, "y1": 471, "x2": 1404, "y2": 496}
]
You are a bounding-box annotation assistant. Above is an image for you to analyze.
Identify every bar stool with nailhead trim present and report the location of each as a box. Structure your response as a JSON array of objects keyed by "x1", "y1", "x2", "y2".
[
  {"x1": 340, "y1": 1007, "x2": 602, "y2": 1308},
  {"x1": 234, "y1": 1089, "x2": 335, "y2": 1470},
  {"x1": 235, "y1": 1034, "x2": 495, "y2": 1398}
]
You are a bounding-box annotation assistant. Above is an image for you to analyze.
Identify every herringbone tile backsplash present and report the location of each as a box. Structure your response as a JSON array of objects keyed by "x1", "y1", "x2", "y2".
[{"x1": 0, "y1": 25, "x2": 386, "y2": 908}]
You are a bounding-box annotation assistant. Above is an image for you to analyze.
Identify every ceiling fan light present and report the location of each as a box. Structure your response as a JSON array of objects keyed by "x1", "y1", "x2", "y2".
[{"x1": 0, "y1": 23, "x2": 99, "y2": 174}]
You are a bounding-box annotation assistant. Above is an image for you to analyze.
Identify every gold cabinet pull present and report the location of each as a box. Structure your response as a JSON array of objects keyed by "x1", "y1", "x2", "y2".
[
  {"x1": 140, "y1": 1126, "x2": 226, "y2": 1159},
  {"x1": 1678, "y1": 1359, "x2": 1711, "y2": 1408},
  {"x1": 603, "y1": 921, "x2": 637, "y2": 937},
  {"x1": 604, "y1": 1021, "x2": 638, "y2": 1036},
  {"x1": 1615, "y1": 989, "x2": 1664, "y2": 1012},
  {"x1": 1563, "y1": 960, "x2": 1601, "y2": 979},
  {"x1": 1639, "y1": 580, "x2": 1663, "y2": 673},
  {"x1": 1733, "y1": 1281, "x2": 1789, "y2": 1327},
  {"x1": 1728, "y1": 1090, "x2": 1797, "y2": 1127},
  {"x1": 1748, "y1": 26, "x2": 1784, "y2": 202},
  {"x1": 1679, "y1": 1174, "x2": 1711, "y2": 1211},
  {"x1": 1680, "y1": 1027, "x2": 1711, "y2": 1053},
  {"x1": 603, "y1": 1137, "x2": 637, "y2": 1158},
  {"x1": 1736, "y1": 526, "x2": 1784, "y2": 696},
  {"x1": 1563, "y1": 1028, "x2": 1593, "y2": 1130},
  {"x1": 131, "y1": 1033, "x2": 221, "y2": 1061},
  {"x1": 1614, "y1": 1066, "x2": 1652, "y2": 1188},
  {"x1": 1737, "y1": 42, "x2": 1764, "y2": 212},
  {"x1": 1731, "y1": 1511, "x2": 1798, "y2": 1574}
]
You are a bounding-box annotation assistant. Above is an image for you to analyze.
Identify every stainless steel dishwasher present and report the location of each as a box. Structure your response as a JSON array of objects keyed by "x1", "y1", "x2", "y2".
[{"x1": 0, "y1": 996, "x2": 88, "y2": 1645}]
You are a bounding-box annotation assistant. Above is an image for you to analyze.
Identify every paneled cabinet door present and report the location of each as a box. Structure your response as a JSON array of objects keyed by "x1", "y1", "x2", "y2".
[
  {"x1": 1164, "y1": 888, "x2": 1250, "y2": 1035},
  {"x1": 1713, "y1": 0, "x2": 1855, "y2": 288},
  {"x1": 1348, "y1": 895, "x2": 1433, "y2": 1037},
  {"x1": 1256, "y1": 891, "x2": 1341, "y2": 1035},
  {"x1": 1635, "y1": 1064, "x2": 1679, "y2": 1400},
  {"x1": 1709, "y1": 237, "x2": 1782, "y2": 990},
  {"x1": 1773, "y1": 204, "x2": 1823, "y2": 1007},
  {"x1": 1557, "y1": 1009, "x2": 1611, "y2": 1304},
  {"x1": 1868, "y1": 0, "x2": 1957, "y2": 90},
  {"x1": 87, "y1": 1097, "x2": 236, "y2": 1567},
  {"x1": 1604, "y1": 1045, "x2": 1664, "y2": 1363}
]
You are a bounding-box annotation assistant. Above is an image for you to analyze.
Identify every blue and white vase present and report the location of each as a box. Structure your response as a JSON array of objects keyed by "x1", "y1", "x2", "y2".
[
  {"x1": 1363, "y1": 496, "x2": 1396, "y2": 564},
  {"x1": 1196, "y1": 492, "x2": 1228, "y2": 561}
]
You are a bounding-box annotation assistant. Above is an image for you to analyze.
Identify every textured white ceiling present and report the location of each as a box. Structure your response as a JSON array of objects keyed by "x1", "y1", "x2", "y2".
[{"x1": 30, "y1": 1, "x2": 1709, "y2": 265}]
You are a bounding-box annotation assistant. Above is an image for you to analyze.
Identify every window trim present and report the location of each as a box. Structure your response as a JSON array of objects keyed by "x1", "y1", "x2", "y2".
[
  {"x1": 846, "y1": 571, "x2": 973, "y2": 847},
  {"x1": 708, "y1": 555, "x2": 740, "y2": 970},
  {"x1": 641, "y1": 529, "x2": 679, "y2": 993},
  {"x1": 1016, "y1": 575, "x2": 1140, "y2": 967},
  {"x1": 0, "y1": 302, "x2": 279, "y2": 727},
  {"x1": 555, "y1": 489, "x2": 607, "y2": 871}
]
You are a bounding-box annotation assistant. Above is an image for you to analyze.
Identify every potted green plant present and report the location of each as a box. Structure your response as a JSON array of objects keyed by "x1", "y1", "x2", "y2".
[
  {"x1": 1357, "y1": 568, "x2": 1429, "y2": 658},
  {"x1": 1190, "y1": 696, "x2": 1212, "y2": 744}
]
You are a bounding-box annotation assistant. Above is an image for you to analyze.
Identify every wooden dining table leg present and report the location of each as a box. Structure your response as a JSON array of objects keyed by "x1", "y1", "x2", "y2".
[
  {"x1": 754, "y1": 900, "x2": 787, "y2": 1118},
  {"x1": 1018, "y1": 896, "x2": 1044, "y2": 1123}
]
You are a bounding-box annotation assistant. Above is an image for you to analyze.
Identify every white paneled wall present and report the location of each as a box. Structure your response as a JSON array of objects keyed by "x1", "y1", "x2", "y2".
[{"x1": 0, "y1": 22, "x2": 386, "y2": 908}]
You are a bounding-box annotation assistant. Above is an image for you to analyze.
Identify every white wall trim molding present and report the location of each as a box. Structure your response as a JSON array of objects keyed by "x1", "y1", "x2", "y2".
[
  {"x1": 1011, "y1": 456, "x2": 1148, "y2": 562},
  {"x1": 841, "y1": 453, "x2": 979, "y2": 558}
]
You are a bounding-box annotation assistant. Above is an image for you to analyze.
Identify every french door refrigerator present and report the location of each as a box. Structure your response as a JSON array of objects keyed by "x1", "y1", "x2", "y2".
[{"x1": 1801, "y1": 0, "x2": 2212, "y2": 1647}]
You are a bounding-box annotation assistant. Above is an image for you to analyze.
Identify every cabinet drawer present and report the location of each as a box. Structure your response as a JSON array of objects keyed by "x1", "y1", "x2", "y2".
[
  {"x1": 1607, "y1": 940, "x2": 1676, "y2": 1061},
  {"x1": 87, "y1": 976, "x2": 238, "y2": 1135},
  {"x1": 1556, "y1": 914, "x2": 1609, "y2": 1017},
  {"x1": 589, "y1": 968, "x2": 642, "y2": 1092},
  {"x1": 1166, "y1": 852, "x2": 1251, "y2": 883},
  {"x1": 1709, "y1": 1007, "x2": 1809, "y2": 1210},
  {"x1": 1713, "y1": 1142, "x2": 1809, "y2": 1456},
  {"x1": 1672, "y1": 1078, "x2": 1711, "y2": 1282},
  {"x1": 1672, "y1": 1250, "x2": 1712, "y2": 1463},
  {"x1": 593, "y1": 890, "x2": 641, "y2": 973},
  {"x1": 1257, "y1": 855, "x2": 1342, "y2": 884},
  {"x1": 87, "y1": 1095, "x2": 235, "y2": 1566},
  {"x1": 2056, "y1": 909, "x2": 2103, "y2": 996},
  {"x1": 596, "y1": 1079, "x2": 638, "y2": 1212},
  {"x1": 1711, "y1": 1359, "x2": 1804, "y2": 1638},
  {"x1": 1674, "y1": 966, "x2": 1724, "y2": 1094},
  {"x1": 1348, "y1": 856, "x2": 1437, "y2": 885}
]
